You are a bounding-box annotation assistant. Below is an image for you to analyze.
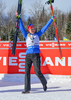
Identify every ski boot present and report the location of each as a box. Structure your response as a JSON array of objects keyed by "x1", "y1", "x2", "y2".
[
  {"x1": 43, "y1": 85, "x2": 47, "y2": 91},
  {"x1": 22, "y1": 91, "x2": 30, "y2": 94}
]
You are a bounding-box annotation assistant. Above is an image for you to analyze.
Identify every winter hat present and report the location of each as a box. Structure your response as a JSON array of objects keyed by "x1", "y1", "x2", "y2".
[{"x1": 27, "y1": 24, "x2": 35, "y2": 31}]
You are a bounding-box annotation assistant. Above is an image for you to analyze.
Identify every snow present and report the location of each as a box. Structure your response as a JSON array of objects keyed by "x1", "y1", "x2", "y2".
[{"x1": 0, "y1": 74, "x2": 71, "y2": 100}]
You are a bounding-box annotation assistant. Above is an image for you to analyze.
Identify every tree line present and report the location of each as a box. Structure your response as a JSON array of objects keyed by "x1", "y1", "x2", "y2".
[{"x1": 0, "y1": 0, "x2": 71, "y2": 41}]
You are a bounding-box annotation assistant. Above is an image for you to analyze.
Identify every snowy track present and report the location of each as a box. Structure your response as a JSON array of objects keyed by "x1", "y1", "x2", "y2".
[{"x1": 0, "y1": 74, "x2": 71, "y2": 100}]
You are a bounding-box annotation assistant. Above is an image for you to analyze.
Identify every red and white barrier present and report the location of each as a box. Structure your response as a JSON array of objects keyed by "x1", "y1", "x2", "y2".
[{"x1": 0, "y1": 41, "x2": 71, "y2": 75}]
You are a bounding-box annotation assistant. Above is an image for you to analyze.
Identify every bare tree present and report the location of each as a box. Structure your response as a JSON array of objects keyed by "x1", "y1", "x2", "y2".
[
  {"x1": 0, "y1": 1, "x2": 6, "y2": 37},
  {"x1": 29, "y1": 0, "x2": 44, "y2": 31}
]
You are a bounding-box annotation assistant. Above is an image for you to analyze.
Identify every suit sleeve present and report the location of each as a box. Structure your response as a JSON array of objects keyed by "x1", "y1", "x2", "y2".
[
  {"x1": 20, "y1": 18, "x2": 27, "y2": 40},
  {"x1": 37, "y1": 18, "x2": 53, "y2": 38}
]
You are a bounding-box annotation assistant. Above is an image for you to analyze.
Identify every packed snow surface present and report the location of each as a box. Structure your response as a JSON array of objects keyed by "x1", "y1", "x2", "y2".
[{"x1": 0, "y1": 74, "x2": 71, "y2": 100}]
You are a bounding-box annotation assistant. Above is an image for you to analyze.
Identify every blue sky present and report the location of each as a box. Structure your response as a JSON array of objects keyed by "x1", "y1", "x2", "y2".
[{"x1": 2, "y1": 0, "x2": 71, "y2": 15}]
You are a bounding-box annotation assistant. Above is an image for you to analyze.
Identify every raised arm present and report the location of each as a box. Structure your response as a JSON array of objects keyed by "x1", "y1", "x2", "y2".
[
  {"x1": 20, "y1": 18, "x2": 27, "y2": 39},
  {"x1": 37, "y1": 18, "x2": 53, "y2": 38}
]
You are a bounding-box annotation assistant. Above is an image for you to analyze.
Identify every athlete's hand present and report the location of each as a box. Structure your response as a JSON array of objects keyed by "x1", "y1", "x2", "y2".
[{"x1": 51, "y1": 15, "x2": 56, "y2": 19}]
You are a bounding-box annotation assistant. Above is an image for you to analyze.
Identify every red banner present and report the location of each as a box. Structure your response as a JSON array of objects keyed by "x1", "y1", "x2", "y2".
[{"x1": 0, "y1": 41, "x2": 71, "y2": 75}]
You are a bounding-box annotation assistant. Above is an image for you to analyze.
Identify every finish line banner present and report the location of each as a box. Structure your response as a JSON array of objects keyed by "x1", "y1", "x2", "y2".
[{"x1": 0, "y1": 41, "x2": 71, "y2": 75}]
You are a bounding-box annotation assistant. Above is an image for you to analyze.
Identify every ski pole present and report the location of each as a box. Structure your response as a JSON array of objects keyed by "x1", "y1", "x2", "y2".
[{"x1": 45, "y1": 0, "x2": 63, "y2": 60}]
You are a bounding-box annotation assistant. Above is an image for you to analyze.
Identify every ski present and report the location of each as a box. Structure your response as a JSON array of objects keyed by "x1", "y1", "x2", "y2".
[{"x1": 12, "y1": 0, "x2": 22, "y2": 56}]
